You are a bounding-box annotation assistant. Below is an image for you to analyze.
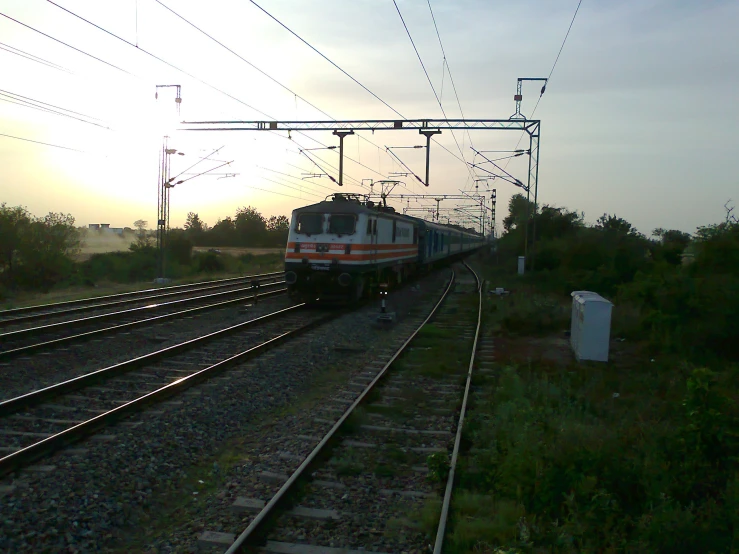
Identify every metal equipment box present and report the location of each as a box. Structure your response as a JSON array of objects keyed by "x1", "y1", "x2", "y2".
[{"x1": 570, "y1": 291, "x2": 613, "y2": 362}]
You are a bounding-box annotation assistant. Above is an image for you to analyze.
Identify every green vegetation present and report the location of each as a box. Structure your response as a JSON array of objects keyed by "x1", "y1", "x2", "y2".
[
  {"x1": 443, "y1": 196, "x2": 739, "y2": 553},
  {"x1": 0, "y1": 203, "x2": 288, "y2": 304},
  {"x1": 183, "y1": 206, "x2": 289, "y2": 248}
]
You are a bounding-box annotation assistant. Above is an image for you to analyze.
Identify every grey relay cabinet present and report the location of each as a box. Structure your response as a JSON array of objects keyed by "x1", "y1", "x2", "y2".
[{"x1": 570, "y1": 291, "x2": 613, "y2": 362}]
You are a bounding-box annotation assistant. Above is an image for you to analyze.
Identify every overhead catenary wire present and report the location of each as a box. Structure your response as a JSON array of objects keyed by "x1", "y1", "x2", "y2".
[
  {"x1": 504, "y1": 0, "x2": 583, "y2": 170},
  {"x1": 0, "y1": 132, "x2": 84, "y2": 152},
  {"x1": 45, "y1": 0, "x2": 377, "y2": 192},
  {"x1": 248, "y1": 0, "x2": 404, "y2": 119},
  {"x1": 0, "y1": 41, "x2": 72, "y2": 73},
  {"x1": 155, "y1": 0, "x2": 467, "y2": 196},
  {"x1": 0, "y1": 88, "x2": 105, "y2": 121},
  {"x1": 427, "y1": 0, "x2": 478, "y2": 185},
  {"x1": 0, "y1": 12, "x2": 133, "y2": 75},
  {"x1": 391, "y1": 0, "x2": 475, "y2": 184},
  {"x1": 152, "y1": 0, "x2": 397, "y2": 181},
  {"x1": 0, "y1": 94, "x2": 110, "y2": 130},
  {"x1": 45, "y1": 0, "x2": 269, "y2": 119}
]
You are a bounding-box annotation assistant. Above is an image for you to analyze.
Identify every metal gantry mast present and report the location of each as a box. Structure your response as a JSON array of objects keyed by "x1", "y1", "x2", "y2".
[{"x1": 182, "y1": 115, "x2": 542, "y2": 266}]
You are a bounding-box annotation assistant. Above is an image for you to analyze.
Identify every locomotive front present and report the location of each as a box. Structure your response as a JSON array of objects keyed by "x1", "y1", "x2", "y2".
[{"x1": 284, "y1": 199, "x2": 368, "y2": 303}]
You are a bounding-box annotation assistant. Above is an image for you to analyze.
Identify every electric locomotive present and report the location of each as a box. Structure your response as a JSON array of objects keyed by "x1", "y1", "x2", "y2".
[{"x1": 284, "y1": 193, "x2": 484, "y2": 302}]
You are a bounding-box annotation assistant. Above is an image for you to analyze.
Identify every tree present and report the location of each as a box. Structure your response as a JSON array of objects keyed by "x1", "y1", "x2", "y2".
[
  {"x1": 234, "y1": 206, "x2": 266, "y2": 246},
  {"x1": 653, "y1": 228, "x2": 692, "y2": 265},
  {"x1": 502, "y1": 194, "x2": 534, "y2": 232},
  {"x1": 595, "y1": 214, "x2": 643, "y2": 237},
  {"x1": 0, "y1": 206, "x2": 79, "y2": 290},
  {"x1": 184, "y1": 212, "x2": 205, "y2": 233},
  {"x1": 0, "y1": 203, "x2": 32, "y2": 282},
  {"x1": 133, "y1": 219, "x2": 151, "y2": 248},
  {"x1": 266, "y1": 215, "x2": 289, "y2": 233},
  {"x1": 265, "y1": 215, "x2": 290, "y2": 247}
]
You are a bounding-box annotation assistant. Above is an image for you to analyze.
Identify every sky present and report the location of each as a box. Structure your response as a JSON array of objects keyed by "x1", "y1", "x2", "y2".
[{"x1": 0, "y1": 0, "x2": 737, "y2": 236}]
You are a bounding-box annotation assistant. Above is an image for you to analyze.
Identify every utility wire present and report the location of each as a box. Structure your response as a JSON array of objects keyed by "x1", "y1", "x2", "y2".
[
  {"x1": 152, "y1": 0, "x2": 397, "y2": 177},
  {"x1": 47, "y1": 0, "x2": 377, "y2": 190},
  {"x1": 0, "y1": 132, "x2": 84, "y2": 152},
  {"x1": 392, "y1": 0, "x2": 475, "y2": 184},
  {"x1": 248, "y1": 0, "x2": 404, "y2": 119},
  {"x1": 156, "y1": 0, "x2": 464, "y2": 195},
  {"x1": 45, "y1": 0, "x2": 269, "y2": 118},
  {"x1": 0, "y1": 41, "x2": 72, "y2": 73},
  {"x1": 0, "y1": 88, "x2": 105, "y2": 121},
  {"x1": 259, "y1": 165, "x2": 338, "y2": 194},
  {"x1": 0, "y1": 94, "x2": 110, "y2": 129},
  {"x1": 426, "y1": 0, "x2": 476, "y2": 174},
  {"x1": 0, "y1": 12, "x2": 133, "y2": 75},
  {"x1": 259, "y1": 175, "x2": 324, "y2": 199},
  {"x1": 504, "y1": 0, "x2": 583, "y2": 170}
]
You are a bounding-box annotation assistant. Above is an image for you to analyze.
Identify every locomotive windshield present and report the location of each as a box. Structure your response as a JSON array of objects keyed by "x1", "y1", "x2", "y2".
[
  {"x1": 328, "y1": 214, "x2": 356, "y2": 235},
  {"x1": 296, "y1": 213, "x2": 323, "y2": 235}
]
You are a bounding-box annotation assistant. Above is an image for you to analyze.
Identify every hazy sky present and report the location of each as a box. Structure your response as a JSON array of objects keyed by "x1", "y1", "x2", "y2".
[{"x1": 1, "y1": 0, "x2": 737, "y2": 235}]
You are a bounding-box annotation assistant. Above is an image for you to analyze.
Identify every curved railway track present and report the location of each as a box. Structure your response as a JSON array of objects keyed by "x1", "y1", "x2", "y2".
[
  {"x1": 0, "y1": 274, "x2": 287, "y2": 360},
  {"x1": 0, "y1": 303, "x2": 343, "y2": 477},
  {"x1": 195, "y1": 261, "x2": 486, "y2": 553}
]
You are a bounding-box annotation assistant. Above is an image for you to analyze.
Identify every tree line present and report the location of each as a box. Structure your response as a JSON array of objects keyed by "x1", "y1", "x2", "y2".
[
  {"x1": 181, "y1": 207, "x2": 289, "y2": 248},
  {"x1": 495, "y1": 193, "x2": 738, "y2": 359}
]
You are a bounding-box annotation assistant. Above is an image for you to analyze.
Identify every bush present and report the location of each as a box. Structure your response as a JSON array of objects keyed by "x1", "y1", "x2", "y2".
[
  {"x1": 194, "y1": 251, "x2": 225, "y2": 273},
  {"x1": 454, "y1": 364, "x2": 739, "y2": 553}
]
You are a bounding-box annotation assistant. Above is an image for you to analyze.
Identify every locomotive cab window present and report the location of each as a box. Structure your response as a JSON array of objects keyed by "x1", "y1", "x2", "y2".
[
  {"x1": 296, "y1": 213, "x2": 323, "y2": 235},
  {"x1": 328, "y1": 214, "x2": 356, "y2": 235}
]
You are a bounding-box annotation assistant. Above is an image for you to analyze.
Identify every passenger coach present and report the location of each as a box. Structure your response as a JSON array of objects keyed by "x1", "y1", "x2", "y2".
[{"x1": 284, "y1": 194, "x2": 484, "y2": 302}]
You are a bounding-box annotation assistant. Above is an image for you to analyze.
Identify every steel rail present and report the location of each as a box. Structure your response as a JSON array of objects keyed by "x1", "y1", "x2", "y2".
[
  {"x1": 0, "y1": 271, "x2": 282, "y2": 319},
  {"x1": 433, "y1": 261, "x2": 482, "y2": 553},
  {"x1": 0, "y1": 280, "x2": 285, "y2": 342},
  {"x1": 0, "y1": 272, "x2": 282, "y2": 327},
  {"x1": 0, "y1": 304, "x2": 341, "y2": 477},
  {"x1": 224, "y1": 268, "x2": 458, "y2": 553},
  {"x1": 0, "y1": 284, "x2": 287, "y2": 360}
]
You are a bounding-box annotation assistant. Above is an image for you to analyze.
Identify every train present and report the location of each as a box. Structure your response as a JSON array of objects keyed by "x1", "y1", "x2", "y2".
[{"x1": 284, "y1": 193, "x2": 485, "y2": 302}]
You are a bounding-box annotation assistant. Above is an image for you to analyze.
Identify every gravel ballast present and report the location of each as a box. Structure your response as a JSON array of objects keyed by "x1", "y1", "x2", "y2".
[{"x1": 0, "y1": 269, "x2": 452, "y2": 553}]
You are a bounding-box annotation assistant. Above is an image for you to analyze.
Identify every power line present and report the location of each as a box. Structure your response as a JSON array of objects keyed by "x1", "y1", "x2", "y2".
[
  {"x1": 0, "y1": 41, "x2": 71, "y2": 73},
  {"x1": 258, "y1": 166, "x2": 337, "y2": 194},
  {"x1": 156, "y1": 0, "x2": 469, "y2": 193},
  {"x1": 45, "y1": 0, "x2": 269, "y2": 118},
  {"x1": 504, "y1": 0, "x2": 583, "y2": 169},
  {"x1": 248, "y1": 0, "x2": 404, "y2": 119},
  {"x1": 426, "y1": 1, "x2": 476, "y2": 175},
  {"x1": 259, "y1": 175, "x2": 324, "y2": 199},
  {"x1": 0, "y1": 88, "x2": 105, "y2": 121},
  {"x1": 0, "y1": 12, "x2": 133, "y2": 75},
  {"x1": 46, "y1": 0, "x2": 379, "y2": 191},
  {"x1": 153, "y1": 0, "x2": 329, "y2": 119},
  {"x1": 0, "y1": 95, "x2": 110, "y2": 129},
  {"x1": 0, "y1": 132, "x2": 84, "y2": 152},
  {"x1": 392, "y1": 0, "x2": 475, "y2": 183},
  {"x1": 547, "y1": 0, "x2": 584, "y2": 83},
  {"x1": 153, "y1": 0, "x2": 400, "y2": 176}
]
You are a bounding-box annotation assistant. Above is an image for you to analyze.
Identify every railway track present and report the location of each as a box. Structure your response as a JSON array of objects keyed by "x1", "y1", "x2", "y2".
[
  {"x1": 0, "y1": 272, "x2": 282, "y2": 326},
  {"x1": 0, "y1": 302, "x2": 342, "y2": 478},
  {"x1": 193, "y1": 262, "x2": 486, "y2": 553},
  {"x1": 0, "y1": 274, "x2": 286, "y2": 360}
]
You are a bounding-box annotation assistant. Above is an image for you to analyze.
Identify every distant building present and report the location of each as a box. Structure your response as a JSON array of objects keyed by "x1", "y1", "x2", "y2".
[{"x1": 88, "y1": 223, "x2": 122, "y2": 235}]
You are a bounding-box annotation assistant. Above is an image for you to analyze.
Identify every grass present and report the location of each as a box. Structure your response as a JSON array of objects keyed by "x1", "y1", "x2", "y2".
[
  {"x1": 1, "y1": 251, "x2": 284, "y2": 310},
  {"x1": 439, "y1": 260, "x2": 739, "y2": 553}
]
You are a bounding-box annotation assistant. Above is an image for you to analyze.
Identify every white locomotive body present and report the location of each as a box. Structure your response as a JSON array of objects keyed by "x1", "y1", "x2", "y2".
[{"x1": 284, "y1": 194, "x2": 484, "y2": 301}]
